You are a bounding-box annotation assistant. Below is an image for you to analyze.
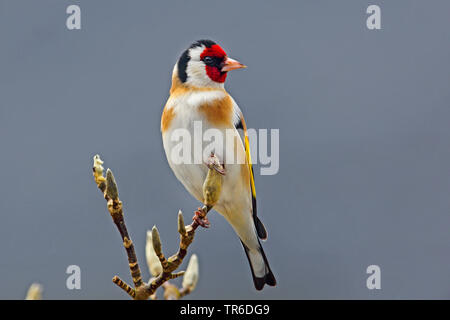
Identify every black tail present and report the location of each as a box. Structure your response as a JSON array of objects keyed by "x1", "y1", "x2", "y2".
[
  {"x1": 254, "y1": 216, "x2": 267, "y2": 240},
  {"x1": 240, "y1": 240, "x2": 276, "y2": 290}
]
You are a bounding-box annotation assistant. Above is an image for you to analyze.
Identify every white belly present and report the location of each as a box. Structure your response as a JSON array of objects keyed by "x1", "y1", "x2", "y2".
[{"x1": 162, "y1": 108, "x2": 250, "y2": 219}]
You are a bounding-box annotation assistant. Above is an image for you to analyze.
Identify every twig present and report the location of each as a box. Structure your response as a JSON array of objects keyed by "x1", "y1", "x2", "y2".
[
  {"x1": 93, "y1": 156, "x2": 144, "y2": 298},
  {"x1": 92, "y1": 154, "x2": 219, "y2": 299}
]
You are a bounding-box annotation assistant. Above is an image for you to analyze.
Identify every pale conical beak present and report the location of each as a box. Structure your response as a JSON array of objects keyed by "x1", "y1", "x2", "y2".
[{"x1": 221, "y1": 57, "x2": 247, "y2": 72}]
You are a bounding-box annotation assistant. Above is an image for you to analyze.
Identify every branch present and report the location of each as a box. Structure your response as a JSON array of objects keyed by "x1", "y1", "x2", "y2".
[
  {"x1": 92, "y1": 154, "x2": 222, "y2": 299},
  {"x1": 93, "y1": 155, "x2": 143, "y2": 298}
]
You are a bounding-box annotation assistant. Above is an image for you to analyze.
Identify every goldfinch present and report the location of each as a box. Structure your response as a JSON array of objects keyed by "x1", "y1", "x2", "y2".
[{"x1": 161, "y1": 40, "x2": 276, "y2": 290}]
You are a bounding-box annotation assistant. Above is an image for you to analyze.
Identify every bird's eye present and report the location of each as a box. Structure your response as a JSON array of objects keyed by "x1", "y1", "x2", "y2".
[{"x1": 203, "y1": 56, "x2": 213, "y2": 65}]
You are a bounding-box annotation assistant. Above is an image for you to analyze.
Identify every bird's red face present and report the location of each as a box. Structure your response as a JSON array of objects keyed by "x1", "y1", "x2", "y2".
[
  {"x1": 200, "y1": 44, "x2": 228, "y2": 83},
  {"x1": 177, "y1": 40, "x2": 246, "y2": 87},
  {"x1": 200, "y1": 44, "x2": 246, "y2": 83}
]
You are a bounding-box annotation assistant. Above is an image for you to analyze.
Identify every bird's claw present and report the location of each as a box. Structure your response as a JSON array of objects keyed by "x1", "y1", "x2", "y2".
[{"x1": 193, "y1": 207, "x2": 210, "y2": 228}]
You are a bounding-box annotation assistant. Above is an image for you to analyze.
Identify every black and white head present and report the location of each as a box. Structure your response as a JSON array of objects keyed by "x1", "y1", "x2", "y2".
[{"x1": 175, "y1": 39, "x2": 246, "y2": 88}]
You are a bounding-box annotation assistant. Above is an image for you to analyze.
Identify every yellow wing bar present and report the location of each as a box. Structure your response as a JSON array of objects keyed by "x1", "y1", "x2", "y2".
[{"x1": 239, "y1": 114, "x2": 256, "y2": 198}]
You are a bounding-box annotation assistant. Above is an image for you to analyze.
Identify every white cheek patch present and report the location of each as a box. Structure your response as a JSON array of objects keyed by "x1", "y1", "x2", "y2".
[{"x1": 186, "y1": 60, "x2": 210, "y2": 87}]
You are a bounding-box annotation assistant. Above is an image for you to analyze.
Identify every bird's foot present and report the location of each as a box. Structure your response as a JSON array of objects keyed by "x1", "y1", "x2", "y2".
[{"x1": 193, "y1": 207, "x2": 210, "y2": 228}]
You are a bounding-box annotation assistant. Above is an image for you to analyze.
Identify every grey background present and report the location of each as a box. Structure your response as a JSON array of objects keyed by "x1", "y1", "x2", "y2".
[{"x1": 1, "y1": 0, "x2": 449, "y2": 299}]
